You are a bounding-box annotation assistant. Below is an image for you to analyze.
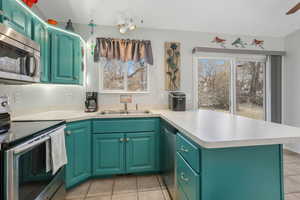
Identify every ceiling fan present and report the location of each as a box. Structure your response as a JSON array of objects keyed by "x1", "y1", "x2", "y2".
[{"x1": 287, "y1": 3, "x2": 300, "y2": 15}]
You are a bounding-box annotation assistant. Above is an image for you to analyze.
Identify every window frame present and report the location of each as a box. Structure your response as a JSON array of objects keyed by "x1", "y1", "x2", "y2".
[
  {"x1": 193, "y1": 54, "x2": 270, "y2": 121},
  {"x1": 99, "y1": 59, "x2": 150, "y2": 94}
]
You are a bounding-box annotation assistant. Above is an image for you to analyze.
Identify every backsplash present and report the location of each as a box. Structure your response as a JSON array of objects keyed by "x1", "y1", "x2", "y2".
[{"x1": 0, "y1": 84, "x2": 85, "y2": 117}]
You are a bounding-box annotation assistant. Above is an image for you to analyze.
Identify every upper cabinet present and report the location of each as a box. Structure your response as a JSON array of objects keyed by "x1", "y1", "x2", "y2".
[
  {"x1": 1, "y1": 0, "x2": 84, "y2": 85},
  {"x1": 32, "y1": 18, "x2": 49, "y2": 82},
  {"x1": 49, "y1": 28, "x2": 81, "y2": 84},
  {"x1": 1, "y1": 0, "x2": 32, "y2": 38}
]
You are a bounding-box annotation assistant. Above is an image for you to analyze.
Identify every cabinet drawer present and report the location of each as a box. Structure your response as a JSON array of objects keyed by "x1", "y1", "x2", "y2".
[
  {"x1": 93, "y1": 118, "x2": 157, "y2": 133},
  {"x1": 176, "y1": 153, "x2": 200, "y2": 200},
  {"x1": 176, "y1": 133, "x2": 200, "y2": 172}
]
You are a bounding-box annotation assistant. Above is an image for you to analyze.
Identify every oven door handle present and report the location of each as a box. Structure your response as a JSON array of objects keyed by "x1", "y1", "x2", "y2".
[{"x1": 13, "y1": 135, "x2": 50, "y2": 155}]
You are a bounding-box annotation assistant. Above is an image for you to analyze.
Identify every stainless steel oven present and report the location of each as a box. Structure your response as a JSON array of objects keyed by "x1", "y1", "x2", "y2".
[
  {"x1": 3, "y1": 125, "x2": 66, "y2": 200},
  {"x1": 0, "y1": 23, "x2": 40, "y2": 83}
]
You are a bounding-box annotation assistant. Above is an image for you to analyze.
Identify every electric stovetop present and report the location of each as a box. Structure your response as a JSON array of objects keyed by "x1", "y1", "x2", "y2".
[{"x1": 0, "y1": 120, "x2": 65, "y2": 149}]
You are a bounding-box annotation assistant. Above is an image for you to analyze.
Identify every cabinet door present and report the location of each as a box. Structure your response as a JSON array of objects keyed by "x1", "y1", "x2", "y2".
[
  {"x1": 126, "y1": 132, "x2": 156, "y2": 173},
  {"x1": 33, "y1": 19, "x2": 49, "y2": 82},
  {"x1": 93, "y1": 134, "x2": 125, "y2": 176},
  {"x1": 50, "y1": 30, "x2": 80, "y2": 84},
  {"x1": 2, "y1": 0, "x2": 31, "y2": 37},
  {"x1": 65, "y1": 121, "x2": 91, "y2": 189}
]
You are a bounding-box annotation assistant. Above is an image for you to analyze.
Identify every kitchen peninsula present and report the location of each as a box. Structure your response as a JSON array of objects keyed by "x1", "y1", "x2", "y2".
[{"x1": 12, "y1": 109, "x2": 300, "y2": 200}]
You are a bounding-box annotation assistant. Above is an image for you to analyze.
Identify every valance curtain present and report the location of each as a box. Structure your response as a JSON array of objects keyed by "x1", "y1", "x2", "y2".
[{"x1": 94, "y1": 38, "x2": 153, "y2": 65}]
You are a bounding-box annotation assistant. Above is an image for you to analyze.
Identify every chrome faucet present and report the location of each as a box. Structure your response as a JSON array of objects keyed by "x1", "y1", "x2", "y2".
[{"x1": 124, "y1": 103, "x2": 128, "y2": 113}]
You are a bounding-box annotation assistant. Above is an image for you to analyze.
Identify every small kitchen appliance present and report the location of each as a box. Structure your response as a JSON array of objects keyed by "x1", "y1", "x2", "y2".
[
  {"x1": 0, "y1": 23, "x2": 40, "y2": 83},
  {"x1": 85, "y1": 92, "x2": 98, "y2": 112},
  {"x1": 168, "y1": 92, "x2": 186, "y2": 111},
  {"x1": 0, "y1": 96, "x2": 10, "y2": 134}
]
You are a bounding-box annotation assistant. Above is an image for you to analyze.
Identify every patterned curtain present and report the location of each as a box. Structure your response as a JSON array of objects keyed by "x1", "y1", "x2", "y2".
[{"x1": 94, "y1": 38, "x2": 153, "y2": 65}]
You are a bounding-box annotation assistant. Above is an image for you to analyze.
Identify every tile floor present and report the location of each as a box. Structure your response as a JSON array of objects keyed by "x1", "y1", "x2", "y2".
[
  {"x1": 284, "y1": 150, "x2": 300, "y2": 200},
  {"x1": 65, "y1": 174, "x2": 170, "y2": 200},
  {"x1": 65, "y1": 149, "x2": 300, "y2": 200}
]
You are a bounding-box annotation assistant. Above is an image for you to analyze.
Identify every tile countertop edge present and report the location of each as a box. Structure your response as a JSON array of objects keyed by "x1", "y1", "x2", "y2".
[{"x1": 12, "y1": 110, "x2": 300, "y2": 149}]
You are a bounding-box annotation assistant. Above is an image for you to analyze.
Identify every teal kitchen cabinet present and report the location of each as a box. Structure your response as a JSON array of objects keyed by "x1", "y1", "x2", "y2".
[
  {"x1": 49, "y1": 28, "x2": 81, "y2": 84},
  {"x1": 126, "y1": 132, "x2": 156, "y2": 173},
  {"x1": 176, "y1": 132, "x2": 284, "y2": 200},
  {"x1": 1, "y1": 0, "x2": 32, "y2": 37},
  {"x1": 93, "y1": 133, "x2": 125, "y2": 175},
  {"x1": 92, "y1": 118, "x2": 160, "y2": 176},
  {"x1": 32, "y1": 18, "x2": 49, "y2": 82},
  {"x1": 65, "y1": 120, "x2": 91, "y2": 189}
]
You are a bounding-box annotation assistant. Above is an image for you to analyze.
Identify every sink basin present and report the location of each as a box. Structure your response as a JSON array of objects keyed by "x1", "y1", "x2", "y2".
[{"x1": 99, "y1": 110, "x2": 151, "y2": 115}]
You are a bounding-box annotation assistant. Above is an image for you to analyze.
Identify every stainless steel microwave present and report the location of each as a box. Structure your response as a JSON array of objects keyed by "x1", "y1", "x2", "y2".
[{"x1": 0, "y1": 23, "x2": 40, "y2": 83}]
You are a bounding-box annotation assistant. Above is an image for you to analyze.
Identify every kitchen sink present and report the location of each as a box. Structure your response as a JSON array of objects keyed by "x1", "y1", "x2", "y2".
[{"x1": 99, "y1": 110, "x2": 151, "y2": 115}]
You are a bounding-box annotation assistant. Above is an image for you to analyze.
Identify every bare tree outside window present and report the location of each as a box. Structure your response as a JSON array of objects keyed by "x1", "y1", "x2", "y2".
[
  {"x1": 197, "y1": 57, "x2": 266, "y2": 120},
  {"x1": 236, "y1": 60, "x2": 265, "y2": 120},
  {"x1": 102, "y1": 60, "x2": 148, "y2": 92},
  {"x1": 198, "y1": 59, "x2": 231, "y2": 112}
]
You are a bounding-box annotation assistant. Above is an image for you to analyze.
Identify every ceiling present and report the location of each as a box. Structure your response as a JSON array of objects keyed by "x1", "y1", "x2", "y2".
[{"x1": 37, "y1": 0, "x2": 300, "y2": 37}]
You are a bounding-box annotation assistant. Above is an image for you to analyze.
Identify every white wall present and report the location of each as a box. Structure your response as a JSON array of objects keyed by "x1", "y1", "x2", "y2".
[
  {"x1": 283, "y1": 29, "x2": 300, "y2": 153},
  {"x1": 0, "y1": 22, "x2": 285, "y2": 117},
  {"x1": 70, "y1": 23, "x2": 285, "y2": 110},
  {"x1": 0, "y1": 84, "x2": 85, "y2": 117}
]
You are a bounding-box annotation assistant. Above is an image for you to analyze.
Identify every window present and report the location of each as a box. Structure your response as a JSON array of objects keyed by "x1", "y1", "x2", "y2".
[
  {"x1": 100, "y1": 59, "x2": 149, "y2": 93},
  {"x1": 194, "y1": 55, "x2": 267, "y2": 120}
]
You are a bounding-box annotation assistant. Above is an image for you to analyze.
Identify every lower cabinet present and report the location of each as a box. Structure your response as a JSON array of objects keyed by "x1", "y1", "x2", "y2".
[
  {"x1": 93, "y1": 131, "x2": 157, "y2": 176},
  {"x1": 65, "y1": 121, "x2": 91, "y2": 188},
  {"x1": 93, "y1": 133, "x2": 125, "y2": 175}
]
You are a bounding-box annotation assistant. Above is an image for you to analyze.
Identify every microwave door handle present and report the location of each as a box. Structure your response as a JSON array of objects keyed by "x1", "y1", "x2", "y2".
[{"x1": 29, "y1": 55, "x2": 38, "y2": 77}]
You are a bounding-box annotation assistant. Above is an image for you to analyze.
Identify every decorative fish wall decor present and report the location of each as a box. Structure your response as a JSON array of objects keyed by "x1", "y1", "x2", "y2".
[
  {"x1": 232, "y1": 38, "x2": 247, "y2": 48},
  {"x1": 251, "y1": 39, "x2": 264, "y2": 49},
  {"x1": 211, "y1": 37, "x2": 227, "y2": 48}
]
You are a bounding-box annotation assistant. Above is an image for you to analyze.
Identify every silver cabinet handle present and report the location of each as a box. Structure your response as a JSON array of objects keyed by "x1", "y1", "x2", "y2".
[
  {"x1": 126, "y1": 138, "x2": 130, "y2": 142},
  {"x1": 181, "y1": 146, "x2": 189, "y2": 152},
  {"x1": 66, "y1": 130, "x2": 72, "y2": 135},
  {"x1": 180, "y1": 173, "x2": 189, "y2": 182},
  {"x1": 120, "y1": 138, "x2": 125, "y2": 142}
]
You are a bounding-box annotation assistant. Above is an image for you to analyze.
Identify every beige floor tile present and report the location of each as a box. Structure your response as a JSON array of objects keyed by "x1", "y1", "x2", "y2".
[
  {"x1": 285, "y1": 194, "x2": 299, "y2": 200},
  {"x1": 65, "y1": 181, "x2": 91, "y2": 199},
  {"x1": 113, "y1": 175, "x2": 137, "y2": 194},
  {"x1": 138, "y1": 190, "x2": 165, "y2": 200},
  {"x1": 157, "y1": 175, "x2": 166, "y2": 189},
  {"x1": 285, "y1": 176, "x2": 300, "y2": 194},
  {"x1": 285, "y1": 162, "x2": 300, "y2": 176},
  {"x1": 111, "y1": 193, "x2": 138, "y2": 200},
  {"x1": 284, "y1": 150, "x2": 300, "y2": 164},
  {"x1": 87, "y1": 178, "x2": 114, "y2": 197},
  {"x1": 85, "y1": 195, "x2": 111, "y2": 200},
  {"x1": 137, "y1": 175, "x2": 161, "y2": 191},
  {"x1": 162, "y1": 189, "x2": 171, "y2": 200}
]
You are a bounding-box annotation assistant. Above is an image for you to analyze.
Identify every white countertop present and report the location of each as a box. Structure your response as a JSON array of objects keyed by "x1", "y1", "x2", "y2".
[{"x1": 13, "y1": 109, "x2": 300, "y2": 149}]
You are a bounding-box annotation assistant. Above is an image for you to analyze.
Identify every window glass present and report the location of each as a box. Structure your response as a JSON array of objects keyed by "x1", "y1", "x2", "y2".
[
  {"x1": 102, "y1": 60, "x2": 148, "y2": 92},
  {"x1": 127, "y1": 61, "x2": 148, "y2": 92},
  {"x1": 103, "y1": 60, "x2": 124, "y2": 90},
  {"x1": 198, "y1": 58, "x2": 231, "y2": 112},
  {"x1": 236, "y1": 60, "x2": 265, "y2": 120}
]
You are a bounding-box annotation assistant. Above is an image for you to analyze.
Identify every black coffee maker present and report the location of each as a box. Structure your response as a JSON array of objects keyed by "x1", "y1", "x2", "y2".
[{"x1": 85, "y1": 92, "x2": 98, "y2": 112}]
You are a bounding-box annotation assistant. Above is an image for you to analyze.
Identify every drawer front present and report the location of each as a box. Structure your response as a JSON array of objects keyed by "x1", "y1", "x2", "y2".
[
  {"x1": 93, "y1": 118, "x2": 158, "y2": 133},
  {"x1": 176, "y1": 153, "x2": 200, "y2": 200},
  {"x1": 176, "y1": 133, "x2": 200, "y2": 172}
]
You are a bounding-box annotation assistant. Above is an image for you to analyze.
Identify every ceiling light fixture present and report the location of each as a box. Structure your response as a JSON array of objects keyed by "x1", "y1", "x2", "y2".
[{"x1": 117, "y1": 15, "x2": 138, "y2": 34}]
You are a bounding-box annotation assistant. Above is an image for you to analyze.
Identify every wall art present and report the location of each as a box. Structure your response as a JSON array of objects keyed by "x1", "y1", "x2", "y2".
[
  {"x1": 165, "y1": 42, "x2": 181, "y2": 91},
  {"x1": 211, "y1": 37, "x2": 227, "y2": 48}
]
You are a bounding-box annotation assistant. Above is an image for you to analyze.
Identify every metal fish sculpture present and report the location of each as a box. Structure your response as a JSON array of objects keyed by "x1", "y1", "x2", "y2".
[
  {"x1": 211, "y1": 37, "x2": 226, "y2": 48},
  {"x1": 232, "y1": 38, "x2": 247, "y2": 48},
  {"x1": 251, "y1": 39, "x2": 264, "y2": 49}
]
